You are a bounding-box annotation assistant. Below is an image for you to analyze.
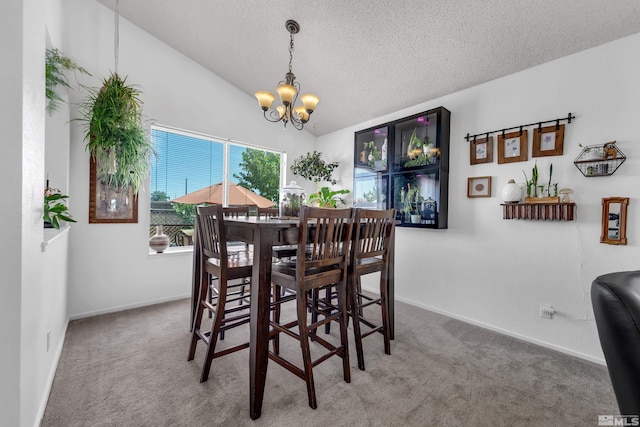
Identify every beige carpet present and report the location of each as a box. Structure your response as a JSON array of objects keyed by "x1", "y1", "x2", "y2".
[{"x1": 42, "y1": 298, "x2": 617, "y2": 426}]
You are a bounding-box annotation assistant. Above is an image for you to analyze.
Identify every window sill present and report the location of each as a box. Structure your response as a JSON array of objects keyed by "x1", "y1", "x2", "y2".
[
  {"x1": 148, "y1": 245, "x2": 194, "y2": 258},
  {"x1": 42, "y1": 226, "x2": 70, "y2": 252}
]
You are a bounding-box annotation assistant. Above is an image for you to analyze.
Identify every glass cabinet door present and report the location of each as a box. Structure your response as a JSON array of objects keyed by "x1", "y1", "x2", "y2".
[
  {"x1": 355, "y1": 126, "x2": 390, "y2": 172},
  {"x1": 353, "y1": 167, "x2": 388, "y2": 210},
  {"x1": 392, "y1": 171, "x2": 441, "y2": 226},
  {"x1": 393, "y1": 112, "x2": 439, "y2": 171}
]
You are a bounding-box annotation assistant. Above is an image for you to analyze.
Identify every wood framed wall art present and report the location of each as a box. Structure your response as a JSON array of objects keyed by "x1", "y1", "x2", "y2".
[
  {"x1": 498, "y1": 130, "x2": 528, "y2": 164},
  {"x1": 470, "y1": 135, "x2": 493, "y2": 165},
  {"x1": 467, "y1": 176, "x2": 492, "y2": 198},
  {"x1": 533, "y1": 124, "x2": 564, "y2": 157},
  {"x1": 89, "y1": 158, "x2": 139, "y2": 223},
  {"x1": 601, "y1": 197, "x2": 628, "y2": 245}
]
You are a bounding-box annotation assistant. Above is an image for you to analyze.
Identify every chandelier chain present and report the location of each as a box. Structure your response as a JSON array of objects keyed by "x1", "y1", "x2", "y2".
[{"x1": 288, "y1": 31, "x2": 294, "y2": 74}]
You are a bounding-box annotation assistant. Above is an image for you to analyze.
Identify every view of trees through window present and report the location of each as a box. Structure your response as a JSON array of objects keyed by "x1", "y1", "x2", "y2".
[{"x1": 150, "y1": 126, "x2": 282, "y2": 246}]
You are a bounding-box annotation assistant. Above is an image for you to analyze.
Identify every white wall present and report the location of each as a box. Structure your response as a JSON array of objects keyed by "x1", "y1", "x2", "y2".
[
  {"x1": 320, "y1": 33, "x2": 640, "y2": 363},
  {"x1": 60, "y1": 0, "x2": 315, "y2": 318}
]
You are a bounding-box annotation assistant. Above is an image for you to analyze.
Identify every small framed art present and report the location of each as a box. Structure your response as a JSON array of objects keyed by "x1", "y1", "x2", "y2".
[
  {"x1": 470, "y1": 135, "x2": 493, "y2": 165},
  {"x1": 532, "y1": 124, "x2": 564, "y2": 157},
  {"x1": 467, "y1": 176, "x2": 492, "y2": 198},
  {"x1": 498, "y1": 130, "x2": 528, "y2": 164}
]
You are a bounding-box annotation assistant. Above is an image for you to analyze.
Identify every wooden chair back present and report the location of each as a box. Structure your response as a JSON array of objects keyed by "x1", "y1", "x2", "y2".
[
  {"x1": 222, "y1": 206, "x2": 250, "y2": 218},
  {"x1": 351, "y1": 208, "x2": 396, "y2": 272},
  {"x1": 196, "y1": 204, "x2": 228, "y2": 264},
  {"x1": 257, "y1": 206, "x2": 279, "y2": 218}
]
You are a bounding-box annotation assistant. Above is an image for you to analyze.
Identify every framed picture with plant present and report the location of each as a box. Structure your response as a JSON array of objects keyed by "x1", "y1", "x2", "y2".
[
  {"x1": 89, "y1": 158, "x2": 139, "y2": 223},
  {"x1": 497, "y1": 130, "x2": 528, "y2": 164},
  {"x1": 79, "y1": 73, "x2": 153, "y2": 223},
  {"x1": 470, "y1": 135, "x2": 493, "y2": 165},
  {"x1": 467, "y1": 176, "x2": 492, "y2": 198},
  {"x1": 532, "y1": 124, "x2": 564, "y2": 157}
]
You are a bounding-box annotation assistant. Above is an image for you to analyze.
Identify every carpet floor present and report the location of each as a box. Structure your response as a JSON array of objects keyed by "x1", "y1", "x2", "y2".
[{"x1": 41, "y1": 297, "x2": 617, "y2": 426}]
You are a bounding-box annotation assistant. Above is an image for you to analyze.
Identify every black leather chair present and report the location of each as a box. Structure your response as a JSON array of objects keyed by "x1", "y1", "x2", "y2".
[{"x1": 591, "y1": 270, "x2": 640, "y2": 415}]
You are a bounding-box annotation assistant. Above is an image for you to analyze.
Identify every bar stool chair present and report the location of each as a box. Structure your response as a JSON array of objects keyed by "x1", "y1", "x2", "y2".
[
  {"x1": 349, "y1": 208, "x2": 396, "y2": 371},
  {"x1": 269, "y1": 206, "x2": 354, "y2": 409},
  {"x1": 188, "y1": 204, "x2": 253, "y2": 382}
]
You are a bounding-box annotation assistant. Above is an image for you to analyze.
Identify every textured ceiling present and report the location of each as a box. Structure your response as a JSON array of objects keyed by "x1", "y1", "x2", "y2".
[{"x1": 97, "y1": 0, "x2": 640, "y2": 135}]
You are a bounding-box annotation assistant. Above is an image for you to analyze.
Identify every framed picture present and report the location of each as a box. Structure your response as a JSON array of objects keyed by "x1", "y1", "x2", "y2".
[
  {"x1": 498, "y1": 130, "x2": 528, "y2": 164},
  {"x1": 532, "y1": 124, "x2": 564, "y2": 157},
  {"x1": 89, "y1": 158, "x2": 139, "y2": 223},
  {"x1": 467, "y1": 176, "x2": 492, "y2": 198},
  {"x1": 470, "y1": 135, "x2": 493, "y2": 165}
]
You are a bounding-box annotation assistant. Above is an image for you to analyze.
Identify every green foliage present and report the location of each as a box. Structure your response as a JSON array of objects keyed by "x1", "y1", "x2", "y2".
[
  {"x1": 78, "y1": 73, "x2": 154, "y2": 193},
  {"x1": 44, "y1": 187, "x2": 77, "y2": 229},
  {"x1": 45, "y1": 48, "x2": 89, "y2": 115},
  {"x1": 172, "y1": 203, "x2": 196, "y2": 224},
  {"x1": 364, "y1": 141, "x2": 381, "y2": 168},
  {"x1": 403, "y1": 184, "x2": 423, "y2": 215},
  {"x1": 291, "y1": 151, "x2": 339, "y2": 185},
  {"x1": 151, "y1": 191, "x2": 168, "y2": 201},
  {"x1": 233, "y1": 149, "x2": 281, "y2": 203},
  {"x1": 362, "y1": 185, "x2": 378, "y2": 202},
  {"x1": 308, "y1": 187, "x2": 350, "y2": 208}
]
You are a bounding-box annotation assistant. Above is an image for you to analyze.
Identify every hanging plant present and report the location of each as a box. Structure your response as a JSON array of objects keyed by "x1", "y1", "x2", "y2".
[
  {"x1": 45, "y1": 48, "x2": 89, "y2": 115},
  {"x1": 290, "y1": 150, "x2": 339, "y2": 185},
  {"x1": 77, "y1": 72, "x2": 153, "y2": 193}
]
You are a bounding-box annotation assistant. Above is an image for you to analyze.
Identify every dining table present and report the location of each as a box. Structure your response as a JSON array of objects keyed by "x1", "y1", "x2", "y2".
[{"x1": 190, "y1": 215, "x2": 395, "y2": 420}]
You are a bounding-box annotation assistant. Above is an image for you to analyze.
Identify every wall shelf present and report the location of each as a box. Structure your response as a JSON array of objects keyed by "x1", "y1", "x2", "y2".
[
  {"x1": 573, "y1": 142, "x2": 626, "y2": 177},
  {"x1": 501, "y1": 203, "x2": 576, "y2": 221}
]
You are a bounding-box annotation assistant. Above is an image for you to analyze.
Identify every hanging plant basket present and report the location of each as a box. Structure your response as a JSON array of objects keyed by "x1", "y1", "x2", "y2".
[{"x1": 78, "y1": 72, "x2": 153, "y2": 193}]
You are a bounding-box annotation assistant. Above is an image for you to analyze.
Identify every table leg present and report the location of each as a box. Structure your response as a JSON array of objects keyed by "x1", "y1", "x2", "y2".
[{"x1": 249, "y1": 226, "x2": 273, "y2": 419}]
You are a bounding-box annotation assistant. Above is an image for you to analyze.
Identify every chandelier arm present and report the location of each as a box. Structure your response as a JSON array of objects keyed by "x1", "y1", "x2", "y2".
[{"x1": 263, "y1": 110, "x2": 285, "y2": 123}]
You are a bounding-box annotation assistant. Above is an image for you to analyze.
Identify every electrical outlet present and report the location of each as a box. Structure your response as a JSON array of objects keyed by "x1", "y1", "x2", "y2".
[
  {"x1": 540, "y1": 304, "x2": 555, "y2": 320},
  {"x1": 47, "y1": 330, "x2": 51, "y2": 352}
]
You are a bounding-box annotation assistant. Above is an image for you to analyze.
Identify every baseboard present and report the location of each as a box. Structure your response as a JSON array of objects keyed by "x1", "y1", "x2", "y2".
[
  {"x1": 35, "y1": 318, "x2": 69, "y2": 427},
  {"x1": 68, "y1": 294, "x2": 190, "y2": 320}
]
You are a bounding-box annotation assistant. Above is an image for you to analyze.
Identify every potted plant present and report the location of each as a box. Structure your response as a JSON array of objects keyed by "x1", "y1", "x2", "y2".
[
  {"x1": 78, "y1": 72, "x2": 154, "y2": 194},
  {"x1": 308, "y1": 187, "x2": 350, "y2": 208},
  {"x1": 290, "y1": 151, "x2": 350, "y2": 208},
  {"x1": 402, "y1": 184, "x2": 423, "y2": 224},
  {"x1": 44, "y1": 186, "x2": 77, "y2": 229},
  {"x1": 45, "y1": 47, "x2": 89, "y2": 115}
]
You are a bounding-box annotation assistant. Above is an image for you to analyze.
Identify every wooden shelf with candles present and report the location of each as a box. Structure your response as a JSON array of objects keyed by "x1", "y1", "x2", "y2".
[{"x1": 501, "y1": 201, "x2": 576, "y2": 221}]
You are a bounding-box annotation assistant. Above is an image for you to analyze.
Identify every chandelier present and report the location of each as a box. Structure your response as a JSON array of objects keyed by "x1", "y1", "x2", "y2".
[{"x1": 255, "y1": 20, "x2": 319, "y2": 131}]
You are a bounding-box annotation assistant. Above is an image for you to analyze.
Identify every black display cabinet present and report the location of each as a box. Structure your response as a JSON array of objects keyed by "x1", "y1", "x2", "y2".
[{"x1": 353, "y1": 107, "x2": 450, "y2": 228}]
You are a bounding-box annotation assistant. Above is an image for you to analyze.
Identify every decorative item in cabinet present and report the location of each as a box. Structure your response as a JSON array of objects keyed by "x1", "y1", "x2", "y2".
[
  {"x1": 353, "y1": 169, "x2": 388, "y2": 210},
  {"x1": 574, "y1": 141, "x2": 626, "y2": 177},
  {"x1": 355, "y1": 125, "x2": 389, "y2": 172},
  {"x1": 501, "y1": 202, "x2": 576, "y2": 221}
]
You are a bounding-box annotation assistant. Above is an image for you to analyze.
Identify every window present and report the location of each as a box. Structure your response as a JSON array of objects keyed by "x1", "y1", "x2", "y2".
[{"x1": 150, "y1": 126, "x2": 283, "y2": 246}]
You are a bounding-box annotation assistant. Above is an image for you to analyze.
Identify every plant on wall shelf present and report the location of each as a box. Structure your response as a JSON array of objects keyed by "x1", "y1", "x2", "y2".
[
  {"x1": 402, "y1": 183, "x2": 423, "y2": 217},
  {"x1": 44, "y1": 186, "x2": 76, "y2": 229},
  {"x1": 77, "y1": 72, "x2": 154, "y2": 194},
  {"x1": 45, "y1": 48, "x2": 89, "y2": 115}
]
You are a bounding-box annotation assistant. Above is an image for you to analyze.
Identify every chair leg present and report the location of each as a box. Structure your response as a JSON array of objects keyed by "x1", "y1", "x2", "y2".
[
  {"x1": 188, "y1": 272, "x2": 210, "y2": 361},
  {"x1": 200, "y1": 278, "x2": 228, "y2": 383},
  {"x1": 351, "y1": 275, "x2": 366, "y2": 371},
  {"x1": 324, "y1": 286, "x2": 333, "y2": 334},
  {"x1": 297, "y1": 291, "x2": 317, "y2": 409},
  {"x1": 380, "y1": 267, "x2": 391, "y2": 356},
  {"x1": 337, "y1": 281, "x2": 351, "y2": 383},
  {"x1": 272, "y1": 283, "x2": 281, "y2": 355}
]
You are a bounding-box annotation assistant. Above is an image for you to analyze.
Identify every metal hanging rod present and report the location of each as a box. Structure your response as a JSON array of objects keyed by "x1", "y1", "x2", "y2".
[{"x1": 465, "y1": 112, "x2": 575, "y2": 142}]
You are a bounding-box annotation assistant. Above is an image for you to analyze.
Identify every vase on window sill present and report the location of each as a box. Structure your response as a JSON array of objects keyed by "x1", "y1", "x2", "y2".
[{"x1": 149, "y1": 225, "x2": 170, "y2": 253}]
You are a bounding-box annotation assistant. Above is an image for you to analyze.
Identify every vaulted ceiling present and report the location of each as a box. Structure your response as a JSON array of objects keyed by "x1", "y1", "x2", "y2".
[{"x1": 97, "y1": 0, "x2": 640, "y2": 135}]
